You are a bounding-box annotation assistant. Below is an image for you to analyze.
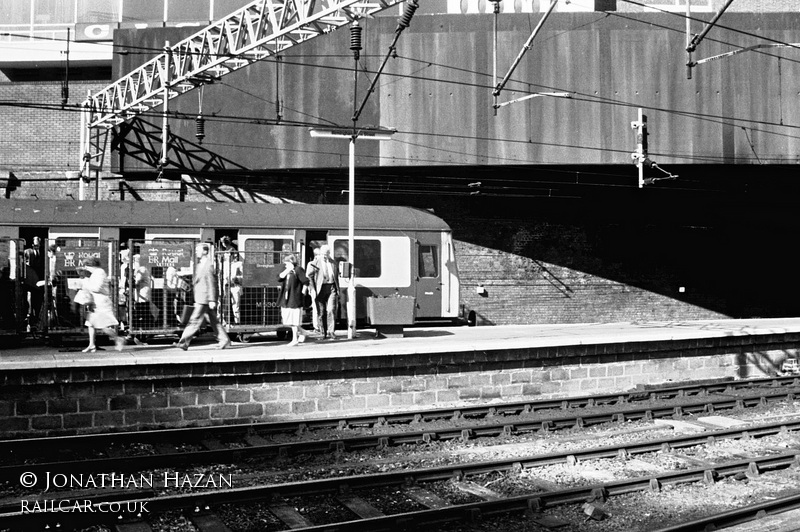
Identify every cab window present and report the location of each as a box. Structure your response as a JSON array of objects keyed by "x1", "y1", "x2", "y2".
[{"x1": 418, "y1": 245, "x2": 439, "y2": 278}]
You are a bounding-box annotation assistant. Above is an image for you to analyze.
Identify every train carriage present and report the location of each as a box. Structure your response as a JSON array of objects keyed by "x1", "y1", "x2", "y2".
[{"x1": 0, "y1": 200, "x2": 461, "y2": 341}]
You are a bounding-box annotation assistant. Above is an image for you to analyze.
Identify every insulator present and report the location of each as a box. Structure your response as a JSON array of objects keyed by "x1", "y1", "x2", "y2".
[
  {"x1": 350, "y1": 23, "x2": 362, "y2": 60},
  {"x1": 195, "y1": 115, "x2": 205, "y2": 144},
  {"x1": 397, "y1": 0, "x2": 419, "y2": 30}
]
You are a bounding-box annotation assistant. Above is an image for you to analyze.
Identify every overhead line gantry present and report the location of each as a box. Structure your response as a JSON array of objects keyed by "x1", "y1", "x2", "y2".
[{"x1": 79, "y1": 0, "x2": 408, "y2": 179}]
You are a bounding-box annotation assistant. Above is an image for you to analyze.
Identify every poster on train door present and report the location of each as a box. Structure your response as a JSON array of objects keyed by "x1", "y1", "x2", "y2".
[
  {"x1": 138, "y1": 243, "x2": 194, "y2": 276},
  {"x1": 56, "y1": 246, "x2": 110, "y2": 273}
]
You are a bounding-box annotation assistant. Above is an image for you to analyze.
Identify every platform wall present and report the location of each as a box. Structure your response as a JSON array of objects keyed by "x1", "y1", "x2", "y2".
[{"x1": 1, "y1": 333, "x2": 797, "y2": 438}]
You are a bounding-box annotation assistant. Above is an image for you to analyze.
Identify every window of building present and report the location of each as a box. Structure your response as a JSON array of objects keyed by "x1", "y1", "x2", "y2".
[
  {"x1": 1, "y1": 2, "x2": 33, "y2": 25},
  {"x1": 213, "y1": 0, "x2": 249, "y2": 19},
  {"x1": 77, "y1": 0, "x2": 119, "y2": 23},
  {"x1": 333, "y1": 239, "x2": 382, "y2": 278},
  {"x1": 122, "y1": 0, "x2": 164, "y2": 24},
  {"x1": 168, "y1": 0, "x2": 210, "y2": 22},
  {"x1": 418, "y1": 245, "x2": 439, "y2": 278},
  {"x1": 33, "y1": 0, "x2": 74, "y2": 24}
]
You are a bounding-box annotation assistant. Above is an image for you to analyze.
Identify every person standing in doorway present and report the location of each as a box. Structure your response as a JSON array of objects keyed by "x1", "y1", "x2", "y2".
[
  {"x1": 305, "y1": 247, "x2": 321, "y2": 334},
  {"x1": 23, "y1": 236, "x2": 44, "y2": 327},
  {"x1": 217, "y1": 236, "x2": 238, "y2": 325},
  {"x1": 308, "y1": 244, "x2": 339, "y2": 340},
  {"x1": 24, "y1": 236, "x2": 44, "y2": 279},
  {"x1": 278, "y1": 254, "x2": 309, "y2": 346},
  {"x1": 176, "y1": 243, "x2": 231, "y2": 351}
]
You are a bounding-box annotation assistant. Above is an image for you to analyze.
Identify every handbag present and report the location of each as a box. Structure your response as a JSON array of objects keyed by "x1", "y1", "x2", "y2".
[{"x1": 74, "y1": 288, "x2": 93, "y2": 306}]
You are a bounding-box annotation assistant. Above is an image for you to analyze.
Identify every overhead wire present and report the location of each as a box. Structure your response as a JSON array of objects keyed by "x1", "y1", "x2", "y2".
[
  {"x1": 4, "y1": 9, "x2": 800, "y2": 181},
  {"x1": 3, "y1": 96, "x2": 769, "y2": 168},
  {"x1": 8, "y1": 14, "x2": 800, "y2": 137},
  {"x1": 618, "y1": 0, "x2": 800, "y2": 54}
]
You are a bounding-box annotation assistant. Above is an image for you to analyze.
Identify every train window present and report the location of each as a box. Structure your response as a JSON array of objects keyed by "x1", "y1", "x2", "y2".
[
  {"x1": 241, "y1": 238, "x2": 293, "y2": 286},
  {"x1": 418, "y1": 245, "x2": 439, "y2": 278},
  {"x1": 244, "y1": 238, "x2": 292, "y2": 264},
  {"x1": 333, "y1": 239, "x2": 381, "y2": 278}
]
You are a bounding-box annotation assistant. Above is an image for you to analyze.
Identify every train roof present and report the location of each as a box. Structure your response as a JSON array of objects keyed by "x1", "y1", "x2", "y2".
[{"x1": 0, "y1": 199, "x2": 451, "y2": 232}]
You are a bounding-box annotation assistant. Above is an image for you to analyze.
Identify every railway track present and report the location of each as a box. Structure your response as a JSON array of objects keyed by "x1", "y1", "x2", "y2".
[
  {"x1": 652, "y1": 492, "x2": 800, "y2": 532},
  {"x1": 1, "y1": 419, "x2": 799, "y2": 531},
  {"x1": 2, "y1": 375, "x2": 799, "y2": 531},
  {"x1": 2, "y1": 376, "x2": 799, "y2": 481}
]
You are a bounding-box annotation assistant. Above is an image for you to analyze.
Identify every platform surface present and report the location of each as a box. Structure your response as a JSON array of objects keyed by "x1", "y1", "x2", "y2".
[{"x1": 2, "y1": 317, "x2": 800, "y2": 372}]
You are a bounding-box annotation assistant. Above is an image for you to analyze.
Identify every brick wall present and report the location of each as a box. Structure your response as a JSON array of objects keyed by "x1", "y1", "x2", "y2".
[
  {"x1": 448, "y1": 210, "x2": 743, "y2": 325},
  {"x1": 0, "y1": 81, "x2": 106, "y2": 173},
  {"x1": 455, "y1": 239, "x2": 727, "y2": 326},
  {"x1": 1, "y1": 333, "x2": 796, "y2": 438}
]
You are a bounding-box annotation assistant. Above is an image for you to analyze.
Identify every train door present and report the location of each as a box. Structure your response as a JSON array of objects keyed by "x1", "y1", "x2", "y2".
[
  {"x1": 305, "y1": 231, "x2": 328, "y2": 269},
  {"x1": 46, "y1": 230, "x2": 117, "y2": 341},
  {"x1": 215, "y1": 229, "x2": 240, "y2": 330},
  {"x1": 415, "y1": 233, "x2": 443, "y2": 319},
  {"x1": 233, "y1": 231, "x2": 297, "y2": 333},
  {"x1": 17, "y1": 228, "x2": 47, "y2": 332},
  {"x1": 129, "y1": 228, "x2": 200, "y2": 337},
  {"x1": 19, "y1": 227, "x2": 48, "y2": 258},
  {"x1": 0, "y1": 238, "x2": 25, "y2": 342}
]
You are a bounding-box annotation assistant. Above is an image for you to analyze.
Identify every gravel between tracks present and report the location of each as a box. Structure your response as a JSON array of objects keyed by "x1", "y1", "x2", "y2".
[{"x1": 10, "y1": 395, "x2": 800, "y2": 531}]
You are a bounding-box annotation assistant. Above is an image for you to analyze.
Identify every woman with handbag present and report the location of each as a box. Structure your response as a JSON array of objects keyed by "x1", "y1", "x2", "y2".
[
  {"x1": 277, "y1": 254, "x2": 310, "y2": 346},
  {"x1": 81, "y1": 257, "x2": 125, "y2": 353}
]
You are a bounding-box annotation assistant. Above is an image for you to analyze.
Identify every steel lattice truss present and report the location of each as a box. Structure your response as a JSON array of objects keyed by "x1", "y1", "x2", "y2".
[{"x1": 81, "y1": 0, "x2": 405, "y2": 172}]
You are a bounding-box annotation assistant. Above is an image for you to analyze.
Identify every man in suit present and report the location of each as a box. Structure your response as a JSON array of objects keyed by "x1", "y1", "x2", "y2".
[
  {"x1": 23, "y1": 236, "x2": 44, "y2": 326},
  {"x1": 24, "y1": 236, "x2": 44, "y2": 278},
  {"x1": 176, "y1": 243, "x2": 231, "y2": 350},
  {"x1": 307, "y1": 244, "x2": 339, "y2": 340}
]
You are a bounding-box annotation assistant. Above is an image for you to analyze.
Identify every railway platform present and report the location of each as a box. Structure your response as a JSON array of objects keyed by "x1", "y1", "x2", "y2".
[
  {"x1": 2, "y1": 318, "x2": 800, "y2": 438},
  {"x1": 3, "y1": 317, "x2": 800, "y2": 370}
]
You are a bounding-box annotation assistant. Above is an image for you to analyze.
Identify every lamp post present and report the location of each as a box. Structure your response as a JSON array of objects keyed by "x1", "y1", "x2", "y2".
[{"x1": 309, "y1": 126, "x2": 396, "y2": 339}]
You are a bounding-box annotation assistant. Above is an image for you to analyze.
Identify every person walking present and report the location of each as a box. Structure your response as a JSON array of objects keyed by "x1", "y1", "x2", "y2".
[
  {"x1": 278, "y1": 254, "x2": 309, "y2": 346},
  {"x1": 176, "y1": 243, "x2": 231, "y2": 351},
  {"x1": 308, "y1": 244, "x2": 339, "y2": 340},
  {"x1": 80, "y1": 257, "x2": 125, "y2": 353}
]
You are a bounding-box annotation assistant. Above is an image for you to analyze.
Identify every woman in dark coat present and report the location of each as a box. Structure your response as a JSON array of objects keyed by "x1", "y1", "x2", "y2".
[{"x1": 277, "y1": 254, "x2": 309, "y2": 346}]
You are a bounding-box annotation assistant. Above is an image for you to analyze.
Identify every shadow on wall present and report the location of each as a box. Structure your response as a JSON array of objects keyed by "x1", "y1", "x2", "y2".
[
  {"x1": 455, "y1": 235, "x2": 728, "y2": 326},
  {"x1": 447, "y1": 204, "x2": 800, "y2": 326},
  {"x1": 736, "y1": 349, "x2": 796, "y2": 379}
]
